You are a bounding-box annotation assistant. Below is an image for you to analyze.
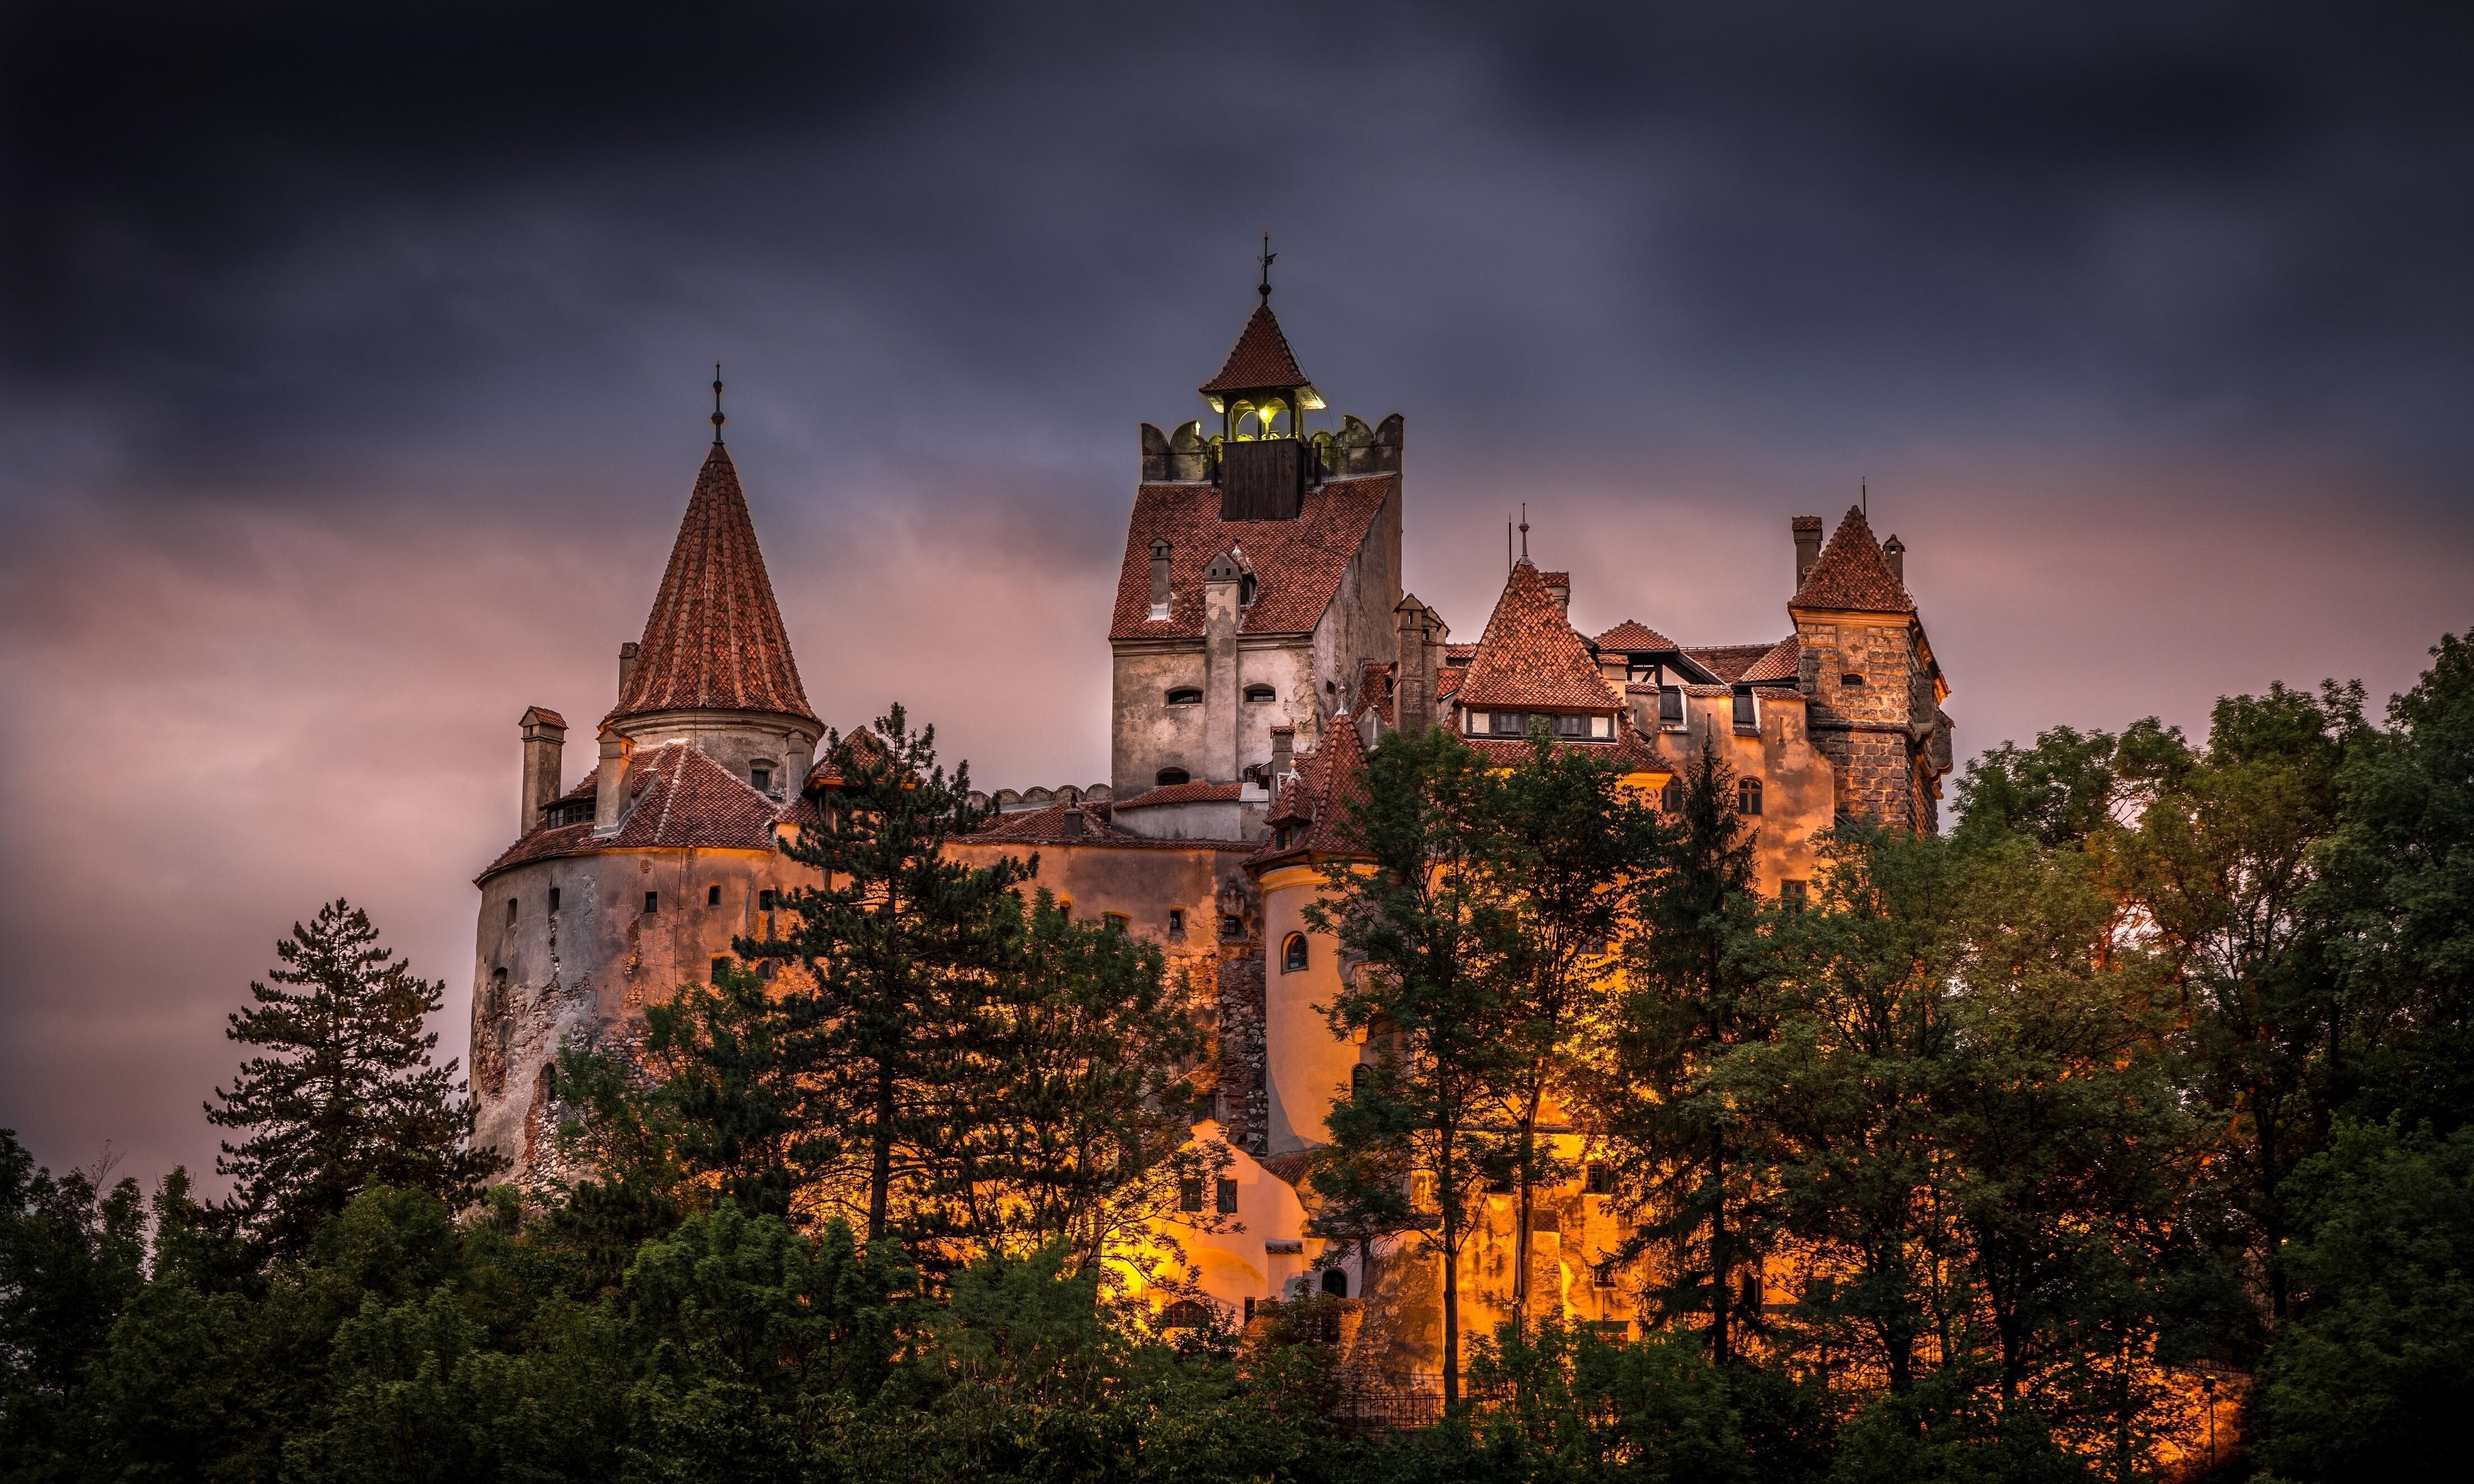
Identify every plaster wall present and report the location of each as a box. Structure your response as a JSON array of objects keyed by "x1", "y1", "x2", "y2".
[
  {"x1": 608, "y1": 708, "x2": 820, "y2": 794},
  {"x1": 1635, "y1": 692, "x2": 1836, "y2": 894},
  {"x1": 1255, "y1": 862, "x2": 1364, "y2": 1157},
  {"x1": 1135, "y1": 1123, "x2": 1333, "y2": 1319}
]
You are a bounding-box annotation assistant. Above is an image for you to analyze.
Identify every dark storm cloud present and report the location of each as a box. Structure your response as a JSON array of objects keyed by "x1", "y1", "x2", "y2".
[{"x1": 2, "y1": 0, "x2": 2470, "y2": 1191}]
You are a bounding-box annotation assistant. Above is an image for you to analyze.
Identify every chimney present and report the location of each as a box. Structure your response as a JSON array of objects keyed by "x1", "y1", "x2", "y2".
[
  {"x1": 593, "y1": 731, "x2": 633, "y2": 834},
  {"x1": 617, "y1": 641, "x2": 640, "y2": 698},
  {"x1": 1062, "y1": 807, "x2": 1086, "y2": 839},
  {"x1": 1394, "y1": 596, "x2": 1434, "y2": 734},
  {"x1": 1546, "y1": 572, "x2": 1570, "y2": 613},
  {"x1": 1201, "y1": 550, "x2": 1243, "y2": 784},
  {"x1": 1882, "y1": 534, "x2": 1905, "y2": 585},
  {"x1": 519, "y1": 706, "x2": 567, "y2": 836},
  {"x1": 1269, "y1": 725, "x2": 1295, "y2": 783},
  {"x1": 1792, "y1": 517, "x2": 1824, "y2": 588},
  {"x1": 1148, "y1": 538, "x2": 1173, "y2": 620}
]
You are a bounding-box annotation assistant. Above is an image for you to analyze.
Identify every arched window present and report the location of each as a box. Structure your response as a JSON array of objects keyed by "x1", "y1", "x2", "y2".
[
  {"x1": 1157, "y1": 1298, "x2": 1212, "y2": 1329},
  {"x1": 1243, "y1": 683, "x2": 1276, "y2": 703},
  {"x1": 1282, "y1": 932, "x2": 1309, "y2": 973},
  {"x1": 1166, "y1": 687, "x2": 1203, "y2": 706},
  {"x1": 1320, "y1": 1268, "x2": 1349, "y2": 1298},
  {"x1": 1661, "y1": 778, "x2": 1684, "y2": 815},
  {"x1": 1736, "y1": 779, "x2": 1764, "y2": 816},
  {"x1": 1156, "y1": 767, "x2": 1190, "y2": 787}
]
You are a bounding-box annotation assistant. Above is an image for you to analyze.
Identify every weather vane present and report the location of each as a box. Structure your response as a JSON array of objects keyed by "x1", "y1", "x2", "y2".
[
  {"x1": 711, "y1": 363, "x2": 726, "y2": 442},
  {"x1": 1258, "y1": 231, "x2": 1276, "y2": 303}
]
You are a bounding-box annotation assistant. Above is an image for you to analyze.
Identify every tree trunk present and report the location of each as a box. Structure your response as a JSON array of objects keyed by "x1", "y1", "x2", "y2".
[
  {"x1": 869, "y1": 1059, "x2": 895, "y2": 1241},
  {"x1": 1710, "y1": 1124, "x2": 1732, "y2": 1365},
  {"x1": 1441, "y1": 1123, "x2": 1461, "y2": 1414},
  {"x1": 1512, "y1": 1087, "x2": 1542, "y2": 1334}
]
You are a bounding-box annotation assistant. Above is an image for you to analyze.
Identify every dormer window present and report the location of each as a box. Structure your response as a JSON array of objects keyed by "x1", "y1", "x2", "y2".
[
  {"x1": 750, "y1": 763, "x2": 773, "y2": 793},
  {"x1": 1166, "y1": 687, "x2": 1203, "y2": 707},
  {"x1": 1658, "y1": 687, "x2": 1686, "y2": 729},
  {"x1": 1238, "y1": 574, "x2": 1258, "y2": 606},
  {"x1": 1243, "y1": 683, "x2": 1275, "y2": 703},
  {"x1": 1732, "y1": 691, "x2": 1757, "y2": 731}
]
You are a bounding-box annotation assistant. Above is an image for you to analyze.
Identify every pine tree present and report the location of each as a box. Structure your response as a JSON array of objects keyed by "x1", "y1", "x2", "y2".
[
  {"x1": 756, "y1": 705, "x2": 1031, "y2": 1246},
  {"x1": 1305, "y1": 725, "x2": 1522, "y2": 1413},
  {"x1": 207, "y1": 900, "x2": 500, "y2": 1258}
]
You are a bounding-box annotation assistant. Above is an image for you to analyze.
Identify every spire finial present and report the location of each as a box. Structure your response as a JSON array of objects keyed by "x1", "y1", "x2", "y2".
[
  {"x1": 1258, "y1": 231, "x2": 1275, "y2": 304},
  {"x1": 710, "y1": 364, "x2": 726, "y2": 443},
  {"x1": 1519, "y1": 501, "x2": 1531, "y2": 562}
]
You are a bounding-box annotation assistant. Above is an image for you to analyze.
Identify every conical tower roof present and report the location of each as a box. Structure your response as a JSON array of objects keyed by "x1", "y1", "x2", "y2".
[
  {"x1": 606, "y1": 443, "x2": 817, "y2": 726},
  {"x1": 1200, "y1": 303, "x2": 1311, "y2": 394}
]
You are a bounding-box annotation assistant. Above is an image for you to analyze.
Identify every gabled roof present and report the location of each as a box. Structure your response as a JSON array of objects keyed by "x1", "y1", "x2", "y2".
[
  {"x1": 1109, "y1": 476, "x2": 1396, "y2": 640},
  {"x1": 608, "y1": 444, "x2": 817, "y2": 726},
  {"x1": 478, "y1": 742, "x2": 785, "y2": 881},
  {"x1": 1684, "y1": 644, "x2": 1778, "y2": 682},
  {"x1": 1112, "y1": 781, "x2": 1244, "y2": 808},
  {"x1": 1594, "y1": 621, "x2": 1678, "y2": 652},
  {"x1": 1454, "y1": 562, "x2": 1618, "y2": 711},
  {"x1": 1740, "y1": 635, "x2": 1801, "y2": 683},
  {"x1": 1199, "y1": 304, "x2": 1310, "y2": 394},
  {"x1": 1789, "y1": 505, "x2": 1916, "y2": 615}
]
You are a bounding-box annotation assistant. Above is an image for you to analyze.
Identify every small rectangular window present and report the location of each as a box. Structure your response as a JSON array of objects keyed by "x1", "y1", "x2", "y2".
[
  {"x1": 1595, "y1": 1260, "x2": 1619, "y2": 1290},
  {"x1": 1168, "y1": 908, "x2": 1185, "y2": 934},
  {"x1": 1659, "y1": 688, "x2": 1685, "y2": 727},
  {"x1": 1556, "y1": 714, "x2": 1585, "y2": 737},
  {"x1": 1221, "y1": 915, "x2": 1243, "y2": 939},
  {"x1": 1493, "y1": 711, "x2": 1523, "y2": 736},
  {"x1": 1465, "y1": 710, "x2": 1489, "y2": 734},
  {"x1": 1585, "y1": 1162, "x2": 1615, "y2": 1195},
  {"x1": 1103, "y1": 912, "x2": 1129, "y2": 935},
  {"x1": 750, "y1": 765, "x2": 771, "y2": 792},
  {"x1": 1179, "y1": 1178, "x2": 1203, "y2": 1213},
  {"x1": 1733, "y1": 690, "x2": 1757, "y2": 730},
  {"x1": 1781, "y1": 879, "x2": 1808, "y2": 909},
  {"x1": 759, "y1": 889, "x2": 777, "y2": 911},
  {"x1": 1215, "y1": 1178, "x2": 1239, "y2": 1215},
  {"x1": 706, "y1": 884, "x2": 722, "y2": 906},
  {"x1": 548, "y1": 887, "x2": 560, "y2": 914},
  {"x1": 711, "y1": 956, "x2": 728, "y2": 981},
  {"x1": 1592, "y1": 714, "x2": 1612, "y2": 738},
  {"x1": 506, "y1": 899, "x2": 518, "y2": 927},
  {"x1": 643, "y1": 891, "x2": 658, "y2": 915}
]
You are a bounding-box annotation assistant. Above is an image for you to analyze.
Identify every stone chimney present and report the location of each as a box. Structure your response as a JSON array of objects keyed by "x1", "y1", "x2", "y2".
[
  {"x1": 1269, "y1": 725, "x2": 1295, "y2": 783},
  {"x1": 1062, "y1": 807, "x2": 1086, "y2": 839},
  {"x1": 519, "y1": 706, "x2": 567, "y2": 836},
  {"x1": 1882, "y1": 534, "x2": 1905, "y2": 584},
  {"x1": 617, "y1": 640, "x2": 640, "y2": 697},
  {"x1": 1202, "y1": 549, "x2": 1244, "y2": 784},
  {"x1": 1545, "y1": 571, "x2": 1570, "y2": 613},
  {"x1": 1792, "y1": 517, "x2": 1824, "y2": 588},
  {"x1": 1148, "y1": 538, "x2": 1173, "y2": 620},
  {"x1": 593, "y1": 731, "x2": 633, "y2": 834}
]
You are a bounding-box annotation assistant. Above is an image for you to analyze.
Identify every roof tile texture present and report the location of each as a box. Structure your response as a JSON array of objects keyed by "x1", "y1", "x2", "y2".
[
  {"x1": 1454, "y1": 562, "x2": 1618, "y2": 711},
  {"x1": 1790, "y1": 506, "x2": 1917, "y2": 615},
  {"x1": 478, "y1": 742, "x2": 787, "y2": 881},
  {"x1": 1110, "y1": 476, "x2": 1395, "y2": 640},
  {"x1": 1199, "y1": 304, "x2": 1310, "y2": 394},
  {"x1": 1594, "y1": 621, "x2": 1678, "y2": 652},
  {"x1": 608, "y1": 444, "x2": 816, "y2": 726}
]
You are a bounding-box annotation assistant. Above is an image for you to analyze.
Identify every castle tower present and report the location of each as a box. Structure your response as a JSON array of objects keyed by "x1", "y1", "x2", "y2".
[
  {"x1": 1785, "y1": 506, "x2": 1953, "y2": 831},
  {"x1": 469, "y1": 415, "x2": 824, "y2": 1184},
  {"x1": 1107, "y1": 275, "x2": 1405, "y2": 840}
]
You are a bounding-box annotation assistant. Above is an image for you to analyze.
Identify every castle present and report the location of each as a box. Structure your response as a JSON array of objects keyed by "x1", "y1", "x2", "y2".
[{"x1": 467, "y1": 279, "x2": 1954, "y2": 1363}]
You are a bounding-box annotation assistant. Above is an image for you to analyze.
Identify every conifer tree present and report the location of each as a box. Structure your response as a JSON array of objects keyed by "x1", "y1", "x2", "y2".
[
  {"x1": 1306, "y1": 725, "x2": 1521, "y2": 1412},
  {"x1": 756, "y1": 705, "x2": 1031, "y2": 1245},
  {"x1": 207, "y1": 900, "x2": 499, "y2": 1258},
  {"x1": 1597, "y1": 728, "x2": 1763, "y2": 1362}
]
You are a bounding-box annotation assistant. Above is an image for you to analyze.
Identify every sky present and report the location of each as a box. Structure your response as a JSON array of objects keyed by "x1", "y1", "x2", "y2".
[{"x1": 4, "y1": 0, "x2": 2470, "y2": 1193}]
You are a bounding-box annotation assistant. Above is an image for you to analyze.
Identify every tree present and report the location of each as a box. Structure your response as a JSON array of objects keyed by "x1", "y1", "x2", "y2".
[
  {"x1": 1598, "y1": 729, "x2": 1764, "y2": 1362},
  {"x1": 924, "y1": 891, "x2": 1230, "y2": 1277},
  {"x1": 757, "y1": 705, "x2": 1031, "y2": 1244},
  {"x1": 207, "y1": 900, "x2": 500, "y2": 1258},
  {"x1": 1304, "y1": 725, "x2": 1519, "y2": 1413},
  {"x1": 1478, "y1": 726, "x2": 1664, "y2": 1331},
  {"x1": 0, "y1": 1131, "x2": 146, "y2": 1481}
]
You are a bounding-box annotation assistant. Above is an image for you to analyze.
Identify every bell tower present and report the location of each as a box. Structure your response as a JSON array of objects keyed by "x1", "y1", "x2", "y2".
[{"x1": 1200, "y1": 238, "x2": 1326, "y2": 521}]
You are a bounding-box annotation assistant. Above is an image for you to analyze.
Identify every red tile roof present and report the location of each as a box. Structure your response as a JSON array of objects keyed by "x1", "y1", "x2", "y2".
[
  {"x1": 1678, "y1": 644, "x2": 1767, "y2": 681},
  {"x1": 1594, "y1": 621, "x2": 1678, "y2": 651},
  {"x1": 1740, "y1": 635, "x2": 1801, "y2": 683},
  {"x1": 1112, "y1": 781, "x2": 1244, "y2": 808},
  {"x1": 1250, "y1": 711, "x2": 1372, "y2": 866},
  {"x1": 1444, "y1": 643, "x2": 1477, "y2": 662},
  {"x1": 1199, "y1": 304, "x2": 1310, "y2": 394},
  {"x1": 1454, "y1": 562, "x2": 1618, "y2": 711},
  {"x1": 961, "y1": 801, "x2": 1258, "y2": 852},
  {"x1": 1357, "y1": 661, "x2": 1396, "y2": 725},
  {"x1": 478, "y1": 743, "x2": 783, "y2": 882},
  {"x1": 1790, "y1": 506, "x2": 1916, "y2": 615},
  {"x1": 1109, "y1": 476, "x2": 1396, "y2": 640},
  {"x1": 608, "y1": 444, "x2": 816, "y2": 727}
]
